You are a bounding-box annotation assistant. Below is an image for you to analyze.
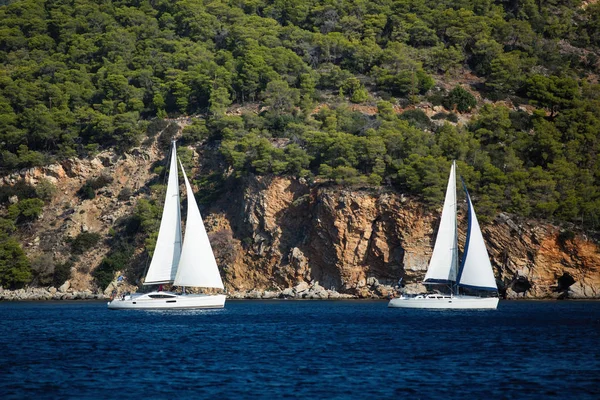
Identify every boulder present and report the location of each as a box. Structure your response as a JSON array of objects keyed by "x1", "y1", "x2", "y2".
[
  {"x1": 58, "y1": 280, "x2": 70, "y2": 293},
  {"x1": 262, "y1": 290, "x2": 279, "y2": 299},
  {"x1": 246, "y1": 290, "x2": 262, "y2": 299},
  {"x1": 294, "y1": 281, "x2": 310, "y2": 293},
  {"x1": 366, "y1": 277, "x2": 379, "y2": 286}
]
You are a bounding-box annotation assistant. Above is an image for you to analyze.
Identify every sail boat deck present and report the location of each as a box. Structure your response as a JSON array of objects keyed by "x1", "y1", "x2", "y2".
[
  {"x1": 108, "y1": 291, "x2": 226, "y2": 310},
  {"x1": 388, "y1": 294, "x2": 499, "y2": 309}
]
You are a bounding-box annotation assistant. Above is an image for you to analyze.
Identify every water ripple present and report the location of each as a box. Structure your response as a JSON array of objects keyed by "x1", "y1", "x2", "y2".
[{"x1": 0, "y1": 300, "x2": 599, "y2": 399}]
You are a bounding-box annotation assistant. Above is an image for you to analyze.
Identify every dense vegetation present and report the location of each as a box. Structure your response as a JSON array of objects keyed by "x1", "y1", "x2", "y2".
[{"x1": 1, "y1": 0, "x2": 600, "y2": 288}]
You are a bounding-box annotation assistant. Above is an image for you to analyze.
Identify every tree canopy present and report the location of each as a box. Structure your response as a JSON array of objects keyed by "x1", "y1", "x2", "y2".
[{"x1": 0, "y1": 0, "x2": 599, "y2": 235}]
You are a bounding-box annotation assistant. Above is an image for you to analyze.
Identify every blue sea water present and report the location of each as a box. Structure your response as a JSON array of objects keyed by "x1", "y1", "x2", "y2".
[{"x1": 0, "y1": 300, "x2": 599, "y2": 399}]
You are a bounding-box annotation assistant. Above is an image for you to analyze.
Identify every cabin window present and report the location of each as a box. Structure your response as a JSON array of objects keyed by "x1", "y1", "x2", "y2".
[{"x1": 149, "y1": 294, "x2": 175, "y2": 299}]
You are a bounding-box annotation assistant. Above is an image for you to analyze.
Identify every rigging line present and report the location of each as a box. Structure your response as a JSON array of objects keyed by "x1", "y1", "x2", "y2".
[{"x1": 162, "y1": 140, "x2": 175, "y2": 187}]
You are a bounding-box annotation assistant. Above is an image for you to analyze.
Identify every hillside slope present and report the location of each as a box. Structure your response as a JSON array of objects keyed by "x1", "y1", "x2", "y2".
[{"x1": 1, "y1": 129, "x2": 598, "y2": 300}]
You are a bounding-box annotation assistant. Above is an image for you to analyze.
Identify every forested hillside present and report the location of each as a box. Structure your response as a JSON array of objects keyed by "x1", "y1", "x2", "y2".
[{"x1": 1, "y1": 0, "x2": 600, "y2": 288}]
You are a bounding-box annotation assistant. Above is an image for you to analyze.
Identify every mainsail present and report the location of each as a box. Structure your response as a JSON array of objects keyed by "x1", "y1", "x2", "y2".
[
  {"x1": 456, "y1": 184, "x2": 498, "y2": 291},
  {"x1": 423, "y1": 161, "x2": 459, "y2": 285},
  {"x1": 174, "y1": 160, "x2": 224, "y2": 289},
  {"x1": 143, "y1": 141, "x2": 182, "y2": 285}
]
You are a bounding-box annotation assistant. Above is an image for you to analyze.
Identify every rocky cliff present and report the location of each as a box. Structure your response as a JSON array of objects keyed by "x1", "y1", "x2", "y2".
[{"x1": 1, "y1": 135, "x2": 599, "y2": 300}]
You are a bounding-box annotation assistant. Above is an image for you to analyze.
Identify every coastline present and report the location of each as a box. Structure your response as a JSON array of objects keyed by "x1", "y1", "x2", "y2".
[
  {"x1": 2, "y1": 286, "x2": 599, "y2": 301},
  {"x1": 0, "y1": 285, "x2": 362, "y2": 302}
]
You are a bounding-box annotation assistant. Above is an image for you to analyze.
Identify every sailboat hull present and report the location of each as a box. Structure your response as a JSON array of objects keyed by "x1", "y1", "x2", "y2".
[
  {"x1": 388, "y1": 294, "x2": 498, "y2": 310},
  {"x1": 107, "y1": 291, "x2": 226, "y2": 310}
]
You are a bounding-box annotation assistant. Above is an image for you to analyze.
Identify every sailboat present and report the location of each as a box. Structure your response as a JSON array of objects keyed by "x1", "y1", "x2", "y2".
[
  {"x1": 108, "y1": 141, "x2": 226, "y2": 310},
  {"x1": 388, "y1": 161, "x2": 499, "y2": 309}
]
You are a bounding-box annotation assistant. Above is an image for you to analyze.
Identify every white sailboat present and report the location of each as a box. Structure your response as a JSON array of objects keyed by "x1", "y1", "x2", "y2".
[
  {"x1": 108, "y1": 141, "x2": 226, "y2": 310},
  {"x1": 388, "y1": 161, "x2": 499, "y2": 309}
]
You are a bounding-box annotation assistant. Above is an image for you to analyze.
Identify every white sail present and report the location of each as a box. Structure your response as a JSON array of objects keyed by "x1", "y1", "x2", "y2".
[
  {"x1": 174, "y1": 160, "x2": 224, "y2": 289},
  {"x1": 144, "y1": 142, "x2": 183, "y2": 285},
  {"x1": 457, "y1": 190, "x2": 497, "y2": 291},
  {"x1": 423, "y1": 161, "x2": 458, "y2": 284}
]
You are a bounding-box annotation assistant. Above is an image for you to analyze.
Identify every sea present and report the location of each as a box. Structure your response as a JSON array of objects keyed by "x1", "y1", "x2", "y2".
[{"x1": 0, "y1": 300, "x2": 599, "y2": 399}]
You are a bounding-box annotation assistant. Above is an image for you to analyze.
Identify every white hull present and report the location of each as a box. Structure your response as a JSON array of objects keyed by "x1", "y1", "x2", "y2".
[
  {"x1": 107, "y1": 291, "x2": 226, "y2": 310},
  {"x1": 388, "y1": 294, "x2": 498, "y2": 309}
]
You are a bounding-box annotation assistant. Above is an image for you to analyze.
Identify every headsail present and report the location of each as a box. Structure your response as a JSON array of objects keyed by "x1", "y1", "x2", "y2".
[
  {"x1": 174, "y1": 160, "x2": 224, "y2": 289},
  {"x1": 456, "y1": 183, "x2": 497, "y2": 291},
  {"x1": 423, "y1": 161, "x2": 459, "y2": 285},
  {"x1": 144, "y1": 141, "x2": 182, "y2": 285}
]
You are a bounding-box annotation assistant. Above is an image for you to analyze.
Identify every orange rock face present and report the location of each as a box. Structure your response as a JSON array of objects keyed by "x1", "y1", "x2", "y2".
[{"x1": 212, "y1": 176, "x2": 600, "y2": 298}]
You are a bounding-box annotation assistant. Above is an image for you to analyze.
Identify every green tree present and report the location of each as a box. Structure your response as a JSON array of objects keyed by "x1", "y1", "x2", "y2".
[
  {"x1": 527, "y1": 75, "x2": 579, "y2": 117},
  {"x1": 35, "y1": 178, "x2": 57, "y2": 202},
  {"x1": 527, "y1": 166, "x2": 559, "y2": 218},
  {"x1": 7, "y1": 198, "x2": 44, "y2": 224},
  {"x1": 486, "y1": 52, "x2": 528, "y2": 95},
  {"x1": 341, "y1": 77, "x2": 368, "y2": 103},
  {"x1": 209, "y1": 87, "x2": 232, "y2": 118},
  {"x1": 443, "y1": 86, "x2": 477, "y2": 113},
  {"x1": 0, "y1": 234, "x2": 31, "y2": 289}
]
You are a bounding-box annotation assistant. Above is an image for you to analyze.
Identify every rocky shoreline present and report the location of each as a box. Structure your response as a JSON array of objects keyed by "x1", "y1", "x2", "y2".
[
  {"x1": 0, "y1": 281, "x2": 392, "y2": 302},
  {"x1": 2, "y1": 279, "x2": 597, "y2": 301},
  {"x1": 0, "y1": 286, "x2": 106, "y2": 301}
]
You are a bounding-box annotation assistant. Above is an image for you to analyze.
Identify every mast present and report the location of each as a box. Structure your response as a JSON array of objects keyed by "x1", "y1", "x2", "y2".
[{"x1": 451, "y1": 160, "x2": 459, "y2": 296}]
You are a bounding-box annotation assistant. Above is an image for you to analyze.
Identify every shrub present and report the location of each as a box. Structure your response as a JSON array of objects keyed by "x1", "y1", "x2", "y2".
[
  {"x1": 79, "y1": 183, "x2": 96, "y2": 200},
  {"x1": 30, "y1": 254, "x2": 55, "y2": 286},
  {"x1": 78, "y1": 175, "x2": 113, "y2": 199},
  {"x1": 431, "y1": 111, "x2": 459, "y2": 123},
  {"x1": 557, "y1": 230, "x2": 576, "y2": 249},
  {"x1": 90, "y1": 175, "x2": 113, "y2": 190},
  {"x1": 35, "y1": 179, "x2": 57, "y2": 202},
  {"x1": 399, "y1": 109, "x2": 432, "y2": 130},
  {"x1": 0, "y1": 182, "x2": 36, "y2": 205},
  {"x1": 93, "y1": 245, "x2": 132, "y2": 289},
  {"x1": 158, "y1": 122, "x2": 180, "y2": 149},
  {"x1": 181, "y1": 120, "x2": 209, "y2": 144},
  {"x1": 53, "y1": 261, "x2": 72, "y2": 287},
  {"x1": 447, "y1": 113, "x2": 459, "y2": 122},
  {"x1": 0, "y1": 235, "x2": 31, "y2": 289},
  {"x1": 147, "y1": 119, "x2": 169, "y2": 137},
  {"x1": 70, "y1": 232, "x2": 102, "y2": 254},
  {"x1": 118, "y1": 187, "x2": 133, "y2": 201},
  {"x1": 443, "y1": 86, "x2": 477, "y2": 113},
  {"x1": 7, "y1": 198, "x2": 45, "y2": 224}
]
